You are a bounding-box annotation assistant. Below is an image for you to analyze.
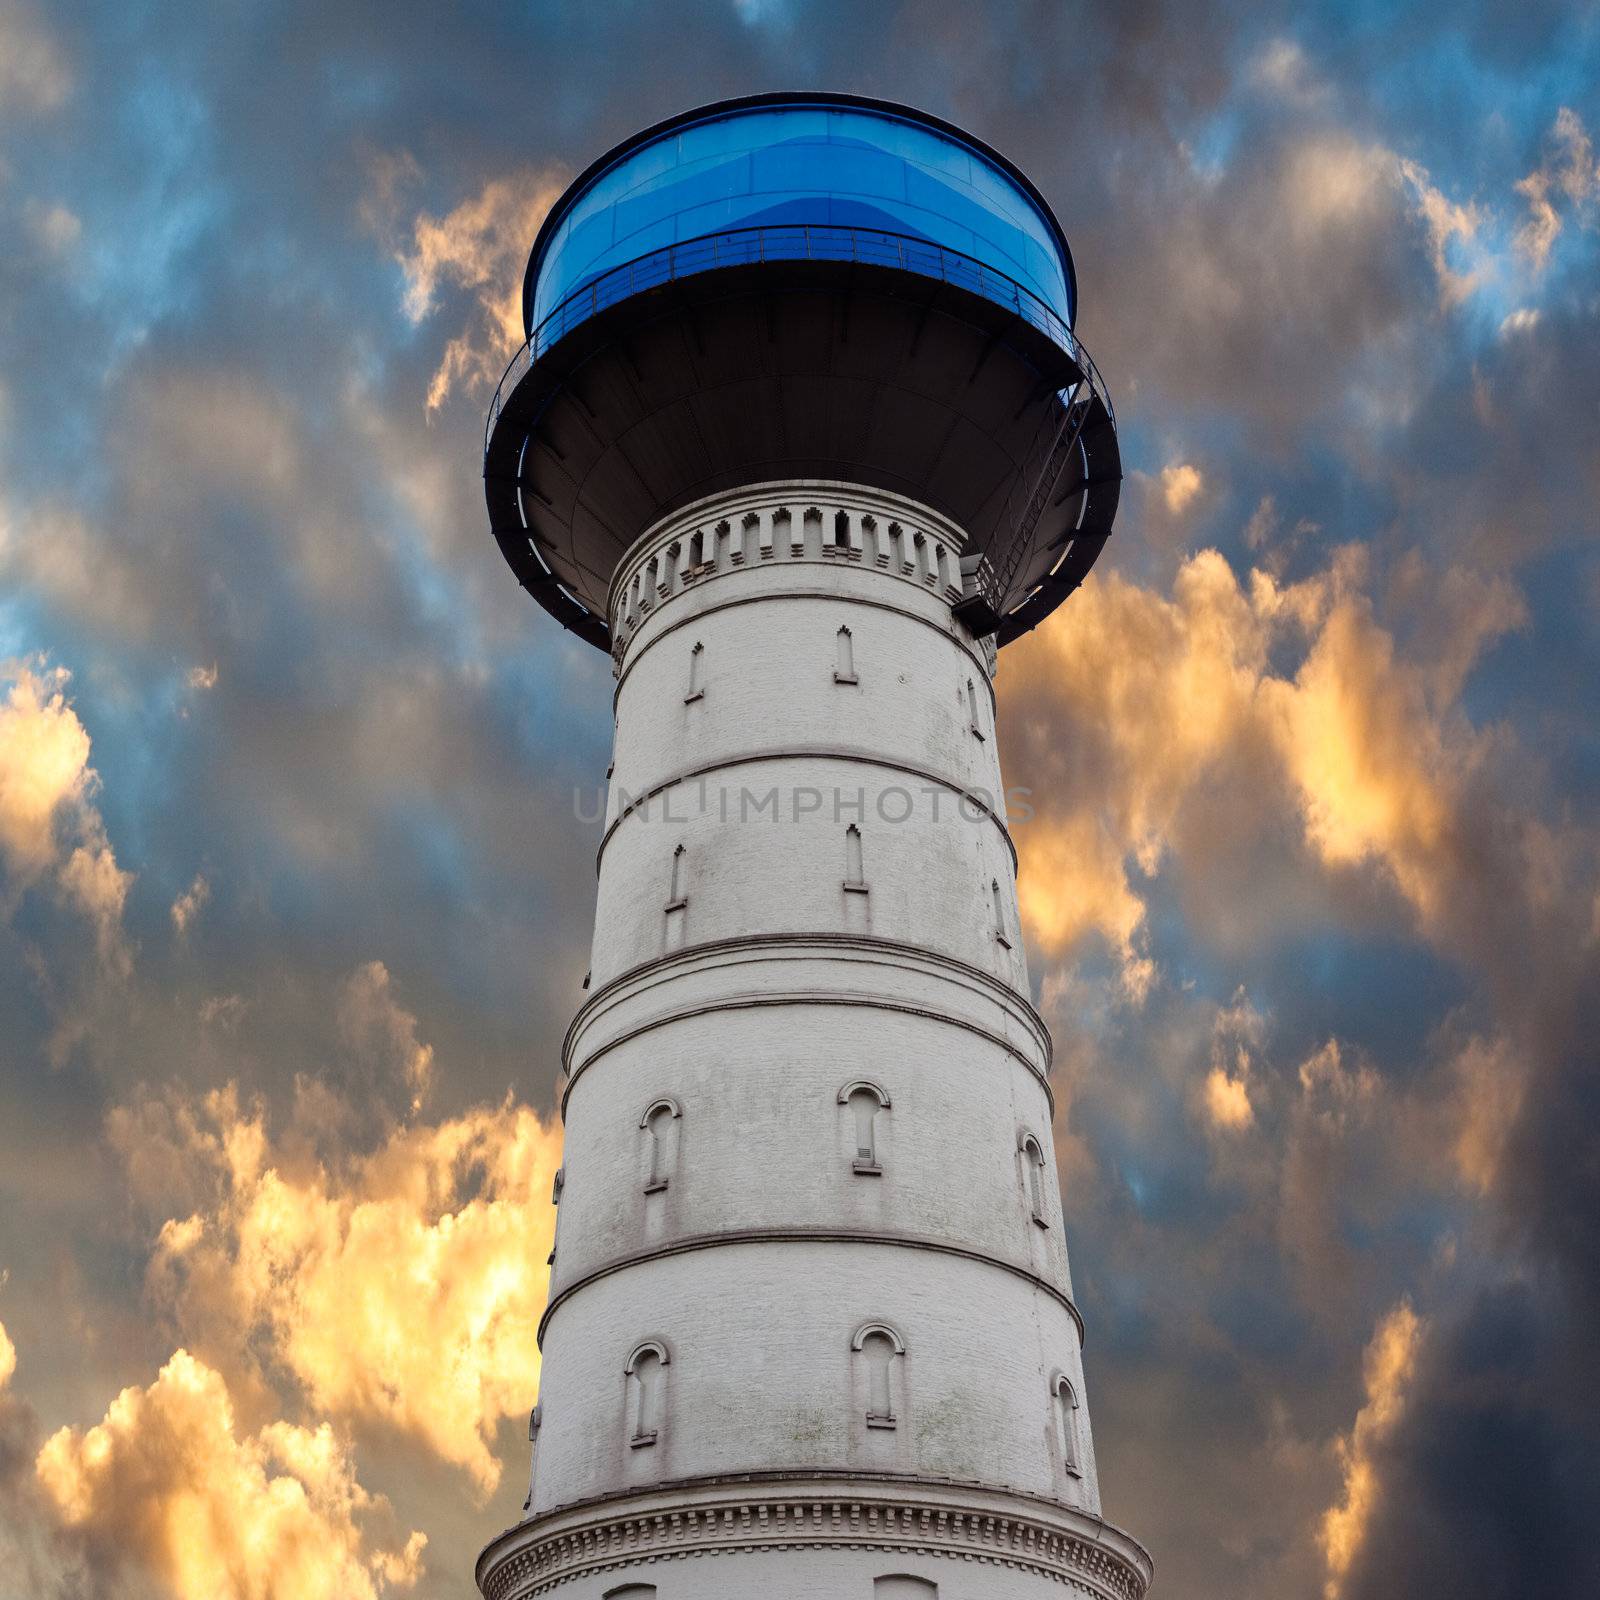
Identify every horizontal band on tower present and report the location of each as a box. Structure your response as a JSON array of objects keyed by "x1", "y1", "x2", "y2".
[
  {"x1": 479, "y1": 1470, "x2": 1151, "y2": 1600},
  {"x1": 563, "y1": 981, "x2": 1053, "y2": 1120},
  {"x1": 536, "y1": 1227, "x2": 1085, "y2": 1351},
  {"x1": 565, "y1": 928, "x2": 1052, "y2": 1073},
  {"x1": 596, "y1": 744, "x2": 1021, "y2": 874},
  {"x1": 612, "y1": 582, "x2": 999, "y2": 711}
]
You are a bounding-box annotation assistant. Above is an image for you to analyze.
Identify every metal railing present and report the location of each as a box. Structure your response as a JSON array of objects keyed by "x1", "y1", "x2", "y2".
[{"x1": 484, "y1": 223, "x2": 1113, "y2": 455}]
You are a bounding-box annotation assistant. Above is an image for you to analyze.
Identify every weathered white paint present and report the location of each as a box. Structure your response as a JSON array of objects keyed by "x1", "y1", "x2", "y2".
[{"x1": 478, "y1": 483, "x2": 1149, "y2": 1600}]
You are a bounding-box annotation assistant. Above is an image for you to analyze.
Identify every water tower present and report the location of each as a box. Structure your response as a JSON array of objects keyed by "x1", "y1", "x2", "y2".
[{"x1": 476, "y1": 93, "x2": 1150, "y2": 1600}]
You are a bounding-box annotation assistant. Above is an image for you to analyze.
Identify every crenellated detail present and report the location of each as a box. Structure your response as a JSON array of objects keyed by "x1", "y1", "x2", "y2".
[{"x1": 608, "y1": 484, "x2": 975, "y2": 671}]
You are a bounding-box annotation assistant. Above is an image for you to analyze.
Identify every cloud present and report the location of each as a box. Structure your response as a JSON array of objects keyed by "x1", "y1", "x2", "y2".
[
  {"x1": 1003, "y1": 545, "x2": 1525, "y2": 990},
  {"x1": 1318, "y1": 1299, "x2": 1425, "y2": 1598},
  {"x1": 171, "y1": 874, "x2": 209, "y2": 935},
  {"x1": 0, "y1": 1318, "x2": 78, "y2": 1598},
  {"x1": 114, "y1": 1078, "x2": 560, "y2": 1494},
  {"x1": 1004, "y1": 550, "x2": 1269, "y2": 991},
  {"x1": 334, "y1": 961, "x2": 433, "y2": 1110},
  {"x1": 1203, "y1": 1067, "x2": 1254, "y2": 1130},
  {"x1": 1395, "y1": 157, "x2": 1487, "y2": 305},
  {"x1": 0, "y1": 1, "x2": 71, "y2": 114},
  {"x1": 1200, "y1": 989, "x2": 1262, "y2": 1131},
  {"x1": 0, "y1": 660, "x2": 132, "y2": 966},
  {"x1": 1099, "y1": 115, "x2": 1501, "y2": 438},
  {"x1": 0, "y1": 662, "x2": 94, "y2": 879},
  {"x1": 21, "y1": 199, "x2": 81, "y2": 255},
  {"x1": 387, "y1": 167, "x2": 567, "y2": 412},
  {"x1": 1160, "y1": 461, "x2": 1205, "y2": 516},
  {"x1": 1514, "y1": 107, "x2": 1600, "y2": 271},
  {"x1": 1447, "y1": 1034, "x2": 1528, "y2": 1197},
  {"x1": 34, "y1": 1349, "x2": 424, "y2": 1600},
  {"x1": 1246, "y1": 38, "x2": 1331, "y2": 109},
  {"x1": 1259, "y1": 596, "x2": 1459, "y2": 927}
]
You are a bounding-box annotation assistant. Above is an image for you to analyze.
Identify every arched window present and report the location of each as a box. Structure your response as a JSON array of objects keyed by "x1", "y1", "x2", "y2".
[
  {"x1": 839, "y1": 1080, "x2": 890, "y2": 1174},
  {"x1": 603, "y1": 1587, "x2": 658, "y2": 1600},
  {"x1": 834, "y1": 508, "x2": 851, "y2": 548},
  {"x1": 853, "y1": 1321, "x2": 905, "y2": 1429},
  {"x1": 834, "y1": 625, "x2": 857, "y2": 684},
  {"x1": 843, "y1": 824, "x2": 867, "y2": 892},
  {"x1": 640, "y1": 1098, "x2": 680, "y2": 1194},
  {"x1": 967, "y1": 677, "x2": 984, "y2": 739},
  {"x1": 626, "y1": 1341, "x2": 670, "y2": 1447},
  {"x1": 875, "y1": 1579, "x2": 939, "y2": 1599},
  {"x1": 1053, "y1": 1373, "x2": 1082, "y2": 1477},
  {"x1": 1020, "y1": 1133, "x2": 1049, "y2": 1227},
  {"x1": 992, "y1": 878, "x2": 1011, "y2": 948},
  {"x1": 685, "y1": 641, "x2": 704, "y2": 703},
  {"x1": 665, "y1": 844, "x2": 687, "y2": 912}
]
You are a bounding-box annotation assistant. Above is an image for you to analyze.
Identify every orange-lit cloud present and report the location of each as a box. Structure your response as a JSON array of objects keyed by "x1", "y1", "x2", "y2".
[
  {"x1": 392, "y1": 169, "x2": 567, "y2": 412},
  {"x1": 1447, "y1": 1034, "x2": 1527, "y2": 1196},
  {"x1": 1160, "y1": 462, "x2": 1205, "y2": 516},
  {"x1": 1318, "y1": 1299, "x2": 1426, "y2": 1598},
  {"x1": 35, "y1": 1348, "x2": 424, "y2": 1600},
  {"x1": 1004, "y1": 549, "x2": 1269, "y2": 993},
  {"x1": 118, "y1": 1081, "x2": 560, "y2": 1494},
  {"x1": 1514, "y1": 107, "x2": 1600, "y2": 271},
  {"x1": 1003, "y1": 547, "x2": 1520, "y2": 992},
  {"x1": 171, "y1": 874, "x2": 209, "y2": 935},
  {"x1": 1201, "y1": 990, "x2": 1262, "y2": 1132},
  {"x1": 0, "y1": 659, "x2": 131, "y2": 967}
]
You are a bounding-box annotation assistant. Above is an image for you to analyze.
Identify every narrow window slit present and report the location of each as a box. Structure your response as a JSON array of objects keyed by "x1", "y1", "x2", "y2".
[
  {"x1": 992, "y1": 877, "x2": 1012, "y2": 948},
  {"x1": 834, "y1": 625, "x2": 858, "y2": 685},
  {"x1": 843, "y1": 824, "x2": 868, "y2": 893}
]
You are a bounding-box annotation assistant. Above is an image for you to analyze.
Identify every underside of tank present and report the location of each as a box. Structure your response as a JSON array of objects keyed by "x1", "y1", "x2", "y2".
[{"x1": 482, "y1": 253, "x2": 1120, "y2": 652}]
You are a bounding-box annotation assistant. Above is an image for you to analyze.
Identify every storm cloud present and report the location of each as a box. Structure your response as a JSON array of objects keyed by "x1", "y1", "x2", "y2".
[{"x1": 0, "y1": 2, "x2": 1597, "y2": 1596}]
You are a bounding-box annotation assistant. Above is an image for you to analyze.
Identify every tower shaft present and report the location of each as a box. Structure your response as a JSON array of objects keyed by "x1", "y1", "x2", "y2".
[{"x1": 476, "y1": 481, "x2": 1150, "y2": 1600}]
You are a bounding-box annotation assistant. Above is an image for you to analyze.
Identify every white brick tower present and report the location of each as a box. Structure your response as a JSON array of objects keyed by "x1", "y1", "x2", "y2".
[{"x1": 476, "y1": 97, "x2": 1149, "y2": 1600}]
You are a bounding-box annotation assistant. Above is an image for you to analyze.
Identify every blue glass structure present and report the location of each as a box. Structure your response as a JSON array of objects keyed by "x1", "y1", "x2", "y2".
[
  {"x1": 485, "y1": 93, "x2": 1120, "y2": 653},
  {"x1": 526, "y1": 99, "x2": 1076, "y2": 334}
]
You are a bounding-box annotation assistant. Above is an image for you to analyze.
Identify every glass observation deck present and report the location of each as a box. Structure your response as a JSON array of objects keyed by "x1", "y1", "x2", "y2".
[
  {"x1": 484, "y1": 94, "x2": 1119, "y2": 653},
  {"x1": 523, "y1": 97, "x2": 1076, "y2": 335}
]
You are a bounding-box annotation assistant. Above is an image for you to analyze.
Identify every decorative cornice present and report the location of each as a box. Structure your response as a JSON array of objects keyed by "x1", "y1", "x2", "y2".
[
  {"x1": 607, "y1": 480, "x2": 973, "y2": 661},
  {"x1": 595, "y1": 744, "x2": 1020, "y2": 874},
  {"x1": 478, "y1": 1476, "x2": 1151, "y2": 1600},
  {"x1": 537, "y1": 1228, "x2": 1084, "y2": 1350}
]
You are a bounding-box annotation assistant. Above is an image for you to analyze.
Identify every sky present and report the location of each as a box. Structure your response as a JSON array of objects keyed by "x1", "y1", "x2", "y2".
[{"x1": 0, "y1": 1, "x2": 1597, "y2": 1596}]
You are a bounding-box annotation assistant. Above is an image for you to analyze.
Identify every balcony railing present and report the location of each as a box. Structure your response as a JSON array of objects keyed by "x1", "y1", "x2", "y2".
[{"x1": 484, "y1": 223, "x2": 1113, "y2": 456}]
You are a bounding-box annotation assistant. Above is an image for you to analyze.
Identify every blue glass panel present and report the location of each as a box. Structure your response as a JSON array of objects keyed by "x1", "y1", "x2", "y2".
[
  {"x1": 528, "y1": 100, "x2": 1074, "y2": 330},
  {"x1": 751, "y1": 141, "x2": 907, "y2": 204}
]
